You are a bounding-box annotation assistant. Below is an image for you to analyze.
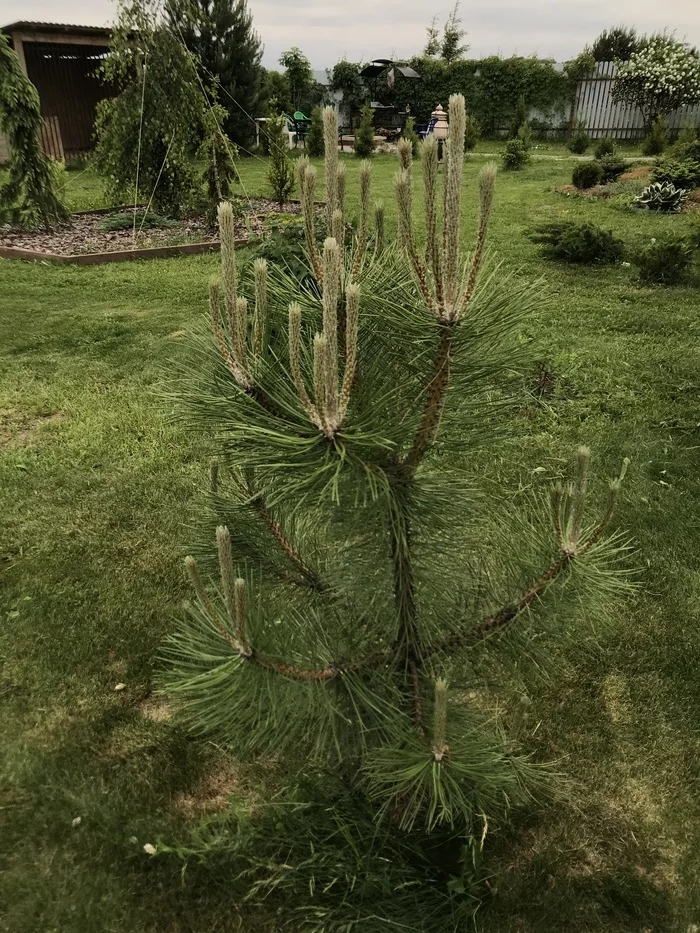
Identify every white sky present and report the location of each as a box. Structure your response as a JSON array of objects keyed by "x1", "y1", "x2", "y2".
[{"x1": 2, "y1": 0, "x2": 699, "y2": 68}]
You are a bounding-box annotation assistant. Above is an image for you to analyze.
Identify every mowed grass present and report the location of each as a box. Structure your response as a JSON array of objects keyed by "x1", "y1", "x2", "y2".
[{"x1": 1, "y1": 150, "x2": 700, "y2": 932}]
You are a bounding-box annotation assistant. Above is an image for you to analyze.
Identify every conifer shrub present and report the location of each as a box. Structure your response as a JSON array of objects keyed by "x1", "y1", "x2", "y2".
[
  {"x1": 509, "y1": 94, "x2": 528, "y2": 138},
  {"x1": 530, "y1": 221, "x2": 624, "y2": 264},
  {"x1": 671, "y1": 125, "x2": 700, "y2": 159},
  {"x1": 641, "y1": 116, "x2": 669, "y2": 156},
  {"x1": 568, "y1": 119, "x2": 590, "y2": 154},
  {"x1": 403, "y1": 117, "x2": 421, "y2": 159},
  {"x1": 572, "y1": 160, "x2": 604, "y2": 189},
  {"x1": 652, "y1": 158, "x2": 700, "y2": 190},
  {"x1": 634, "y1": 234, "x2": 694, "y2": 284},
  {"x1": 594, "y1": 136, "x2": 616, "y2": 159},
  {"x1": 517, "y1": 121, "x2": 533, "y2": 151},
  {"x1": 598, "y1": 155, "x2": 630, "y2": 183},
  {"x1": 354, "y1": 102, "x2": 375, "y2": 158},
  {"x1": 464, "y1": 114, "x2": 481, "y2": 151},
  {"x1": 97, "y1": 211, "x2": 177, "y2": 232},
  {"x1": 267, "y1": 116, "x2": 295, "y2": 206},
  {"x1": 502, "y1": 138, "x2": 529, "y2": 170},
  {"x1": 306, "y1": 105, "x2": 324, "y2": 157},
  {"x1": 164, "y1": 97, "x2": 632, "y2": 928}
]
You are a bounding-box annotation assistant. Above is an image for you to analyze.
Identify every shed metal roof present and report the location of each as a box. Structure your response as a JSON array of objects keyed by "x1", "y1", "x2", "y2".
[{"x1": 2, "y1": 21, "x2": 111, "y2": 39}]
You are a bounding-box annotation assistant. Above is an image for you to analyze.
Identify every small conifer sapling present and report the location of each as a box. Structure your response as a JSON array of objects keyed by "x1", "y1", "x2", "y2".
[{"x1": 165, "y1": 97, "x2": 632, "y2": 928}]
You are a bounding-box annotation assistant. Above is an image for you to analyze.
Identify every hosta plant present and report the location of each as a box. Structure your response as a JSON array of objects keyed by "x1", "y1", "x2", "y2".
[
  {"x1": 635, "y1": 180, "x2": 688, "y2": 213},
  {"x1": 164, "y1": 97, "x2": 632, "y2": 929}
]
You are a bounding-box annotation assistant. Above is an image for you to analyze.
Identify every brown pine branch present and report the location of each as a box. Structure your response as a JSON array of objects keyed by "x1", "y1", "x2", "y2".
[
  {"x1": 405, "y1": 326, "x2": 454, "y2": 468},
  {"x1": 427, "y1": 552, "x2": 573, "y2": 658}
]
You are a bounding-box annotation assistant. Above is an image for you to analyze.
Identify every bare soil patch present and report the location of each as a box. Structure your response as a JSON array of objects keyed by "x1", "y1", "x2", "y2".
[
  {"x1": 175, "y1": 759, "x2": 244, "y2": 816},
  {"x1": 0, "y1": 199, "x2": 301, "y2": 257},
  {"x1": 620, "y1": 166, "x2": 652, "y2": 181},
  {"x1": 0, "y1": 409, "x2": 64, "y2": 450}
]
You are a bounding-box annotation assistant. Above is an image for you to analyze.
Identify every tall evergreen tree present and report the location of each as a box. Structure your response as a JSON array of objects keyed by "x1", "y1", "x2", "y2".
[
  {"x1": 167, "y1": 0, "x2": 263, "y2": 149},
  {"x1": 164, "y1": 97, "x2": 632, "y2": 928},
  {"x1": 592, "y1": 25, "x2": 641, "y2": 62}
]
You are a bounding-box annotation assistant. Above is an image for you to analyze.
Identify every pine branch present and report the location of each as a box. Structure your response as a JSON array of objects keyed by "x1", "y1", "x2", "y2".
[
  {"x1": 244, "y1": 473, "x2": 327, "y2": 592},
  {"x1": 405, "y1": 326, "x2": 454, "y2": 467}
]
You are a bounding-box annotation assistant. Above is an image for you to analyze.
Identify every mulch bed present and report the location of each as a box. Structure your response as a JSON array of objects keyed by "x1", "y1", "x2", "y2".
[{"x1": 0, "y1": 198, "x2": 302, "y2": 258}]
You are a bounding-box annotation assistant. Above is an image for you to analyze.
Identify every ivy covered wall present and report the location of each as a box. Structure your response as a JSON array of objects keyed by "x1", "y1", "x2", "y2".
[{"x1": 386, "y1": 56, "x2": 574, "y2": 134}]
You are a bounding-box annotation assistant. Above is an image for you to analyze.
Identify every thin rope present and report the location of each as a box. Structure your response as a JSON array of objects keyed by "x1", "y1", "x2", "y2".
[
  {"x1": 137, "y1": 130, "x2": 176, "y2": 235},
  {"x1": 167, "y1": 18, "x2": 256, "y2": 213},
  {"x1": 132, "y1": 46, "x2": 149, "y2": 246},
  {"x1": 195, "y1": 57, "x2": 280, "y2": 149}
]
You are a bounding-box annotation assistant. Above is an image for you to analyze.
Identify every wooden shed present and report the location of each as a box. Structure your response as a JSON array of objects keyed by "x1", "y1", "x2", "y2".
[{"x1": 1, "y1": 21, "x2": 112, "y2": 162}]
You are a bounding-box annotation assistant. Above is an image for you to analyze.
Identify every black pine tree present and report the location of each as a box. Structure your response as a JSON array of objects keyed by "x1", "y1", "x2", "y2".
[
  {"x1": 164, "y1": 97, "x2": 632, "y2": 929},
  {"x1": 168, "y1": 0, "x2": 263, "y2": 149}
]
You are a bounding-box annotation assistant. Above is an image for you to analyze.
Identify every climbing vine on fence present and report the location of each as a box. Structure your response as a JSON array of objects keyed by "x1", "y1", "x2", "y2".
[
  {"x1": 0, "y1": 33, "x2": 70, "y2": 230},
  {"x1": 393, "y1": 56, "x2": 572, "y2": 133}
]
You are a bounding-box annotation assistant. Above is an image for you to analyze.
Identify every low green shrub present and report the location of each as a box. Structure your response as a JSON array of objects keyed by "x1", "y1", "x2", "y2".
[
  {"x1": 593, "y1": 137, "x2": 616, "y2": 159},
  {"x1": 97, "y1": 211, "x2": 178, "y2": 232},
  {"x1": 635, "y1": 181, "x2": 688, "y2": 213},
  {"x1": 652, "y1": 159, "x2": 700, "y2": 190},
  {"x1": 572, "y1": 161, "x2": 604, "y2": 189},
  {"x1": 250, "y1": 213, "x2": 326, "y2": 284},
  {"x1": 634, "y1": 235, "x2": 695, "y2": 285},
  {"x1": 567, "y1": 120, "x2": 590, "y2": 154},
  {"x1": 529, "y1": 221, "x2": 624, "y2": 264},
  {"x1": 502, "y1": 138, "x2": 529, "y2": 171},
  {"x1": 464, "y1": 114, "x2": 480, "y2": 151},
  {"x1": 598, "y1": 156, "x2": 630, "y2": 183},
  {"x1": 641, "y1": 117, "x2": 669, "y2": 156}
]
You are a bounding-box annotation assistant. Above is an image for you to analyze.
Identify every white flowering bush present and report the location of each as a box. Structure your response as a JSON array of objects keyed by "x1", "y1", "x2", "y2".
[{"x1": 612, "y1": 35, "x2": 700, "y2": 130}]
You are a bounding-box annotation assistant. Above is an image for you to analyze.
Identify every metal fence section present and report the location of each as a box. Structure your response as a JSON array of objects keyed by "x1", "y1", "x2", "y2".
[{"x1": 574, "y1": 60, "x2": 700, "y2": 139}]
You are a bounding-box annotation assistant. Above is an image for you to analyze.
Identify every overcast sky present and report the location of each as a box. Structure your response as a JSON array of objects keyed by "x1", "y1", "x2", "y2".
[{"x1": 3, "y1": 0, "x2": 699, "y2": 67}]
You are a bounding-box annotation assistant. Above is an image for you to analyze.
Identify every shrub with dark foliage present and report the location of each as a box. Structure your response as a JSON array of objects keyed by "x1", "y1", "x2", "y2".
[
  {"x1": 530, "y1": 221, "x2": 624, "y2": 264},
  {"x1": 598, "y1": 156, "x2": 630, "y2": 183},
  {"x1": 652, "y1": 159, "x2": 700, "y2": 190},
  {"x1": 634, "y1": 234, "x2": 695, "y2": 285},
  {"x1": 572, "y1": 161, "x2": 604, "y2": 189},
  {"x1": 568, "y1": 119, "x2": 590, "y2": 154},
  {"x1": 502, "y1": 138, "x2": 529, "y2": 170},
  {"x1": 306, "y1": 106, "x2": 324, "y2": 157},
  {"x1": 594, "y1": 137, "x2": 616, "y2": 159}
]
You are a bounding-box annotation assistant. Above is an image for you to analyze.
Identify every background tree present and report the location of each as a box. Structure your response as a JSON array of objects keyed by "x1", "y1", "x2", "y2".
[
  {"x1": 259, "y1": 67, "x2": 292, "y2": 117},
  {"x1": 279, "y1": 46, "x2": 314, "y2": 112},
  {"x1": 167, "y1": 0, "x2": 263, "y2": 150},
  {"x1": 353, "y1": 102, "x2": 375, "y2": 157},
  {"x1": 0, "y1": 34, "x2": 69, "y2": 230},
  {"x1": 164, "y1": 97, "x2": 632, "y2": 929},
  {"x1": 422, "y1": 3, "x2": 469, "y2": 62},
  {"x1": 441, "y1": 1, "x2": 469, "y2": 62},
  {"x1": 266, "y1": 115, "x2": 294, "y2": 205},
  {"x1": 96, "y1": 0, "x2": 210, "y2": 217},
  {"x1": 305, "y1": 105, "x2": 324, "y2": 157},
  {"x1": 199, "y1": 109, "x2": 238, "y2": 225},
  {"x1": 423, "y1": 14, "x2": 440, "y2": 57},
  {"x1": 592, "y1": 25, "x2": 641, "y2": 62},
  {"x1": 611, "y1": 34, "x2": 700, "y2": 131},
  {"x1": 328, "y1": 60, "x2": 366, "y2": 113}
]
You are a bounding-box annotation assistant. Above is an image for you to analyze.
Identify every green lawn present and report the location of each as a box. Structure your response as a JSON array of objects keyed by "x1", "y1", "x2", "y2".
[{"x1": 2, "y1": 152, "x2": 700, "y2": 932}]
